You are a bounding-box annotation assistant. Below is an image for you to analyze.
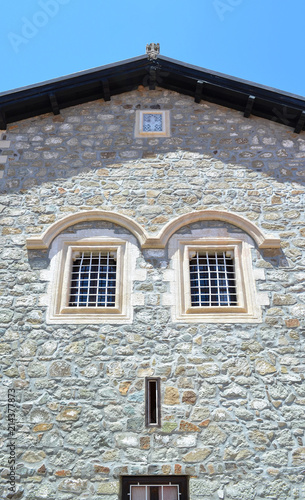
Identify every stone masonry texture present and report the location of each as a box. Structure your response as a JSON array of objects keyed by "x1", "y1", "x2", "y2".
[{"x1": 0, "y1": 86, "x2": 305, "y2": 499}]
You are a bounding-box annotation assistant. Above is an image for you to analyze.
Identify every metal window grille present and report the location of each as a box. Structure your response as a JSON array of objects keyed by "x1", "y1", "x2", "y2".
[
  {"x1": 69, "y1": 251, "x2": 116, "y2": 307},
  {"x1": 130, "y1": 484, "x2": 179, "y2": 500},
  {"x1": 142, "y1": 113, "x2": 163, "y2": 132},
  {"x1": 189, "y1": 251, "x2": 237, "y2": 307}
]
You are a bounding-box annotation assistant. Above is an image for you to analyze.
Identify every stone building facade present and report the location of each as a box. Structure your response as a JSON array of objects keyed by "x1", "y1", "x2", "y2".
[{"x1": 0, "y1": 50, "x2": 305, "y2": 499}]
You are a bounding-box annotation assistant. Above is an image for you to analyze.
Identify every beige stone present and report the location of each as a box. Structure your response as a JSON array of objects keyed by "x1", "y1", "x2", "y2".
[
  {"x1": 97, "y1": 481, "x2": 120, "y2": 494},
  {"x1": 119, "y1": 381, "x2": 131, "y2": 395},
  {"x1": 191, "y1": 407, "x2": 210, "y2": 421},
  {"x1": 22, "y1": 451, "x2": 46, "y2": 463},
  {"x1": 58, "y1": 479, "x2": 88, "y2": 493},
  {"x1": 65, "y1": 341, "x2": 86, "y2": 354},
  {"x1": 137, "y1": 368, "x2": 154, "y2": 377},
  {"x1": 102, "y1": 449, "x2": 120, "y2": 461},
  {"x1": 249, "y1": 430, "x2": 270, "y2": 445},
  {"x1": 56, "y1": 407, "x2": 81, "y2": 421},
  {"x1": 255, "y1": 359, "x2": 277, "y2": 375},
  {"x1": 197, "y1": 364, "x2": 220, "y2": 377},
  {"x1": 164, "y1": 387, "x2": 180, "y2": 405},
  {"x1": 236, "y1": 449, "x2": 253, "y2": 461},
  {"x1": 33, "y1": 424, "x2": 53, "y2": 432},
  {"x1": 292, "y1": 447, "x2": 305, "y2": 465},
  {"x1": 273, "y1": 294, "x2": 297, "y2": 306},
  {"x1": 49, "y1": 361, "x2": 71, "y2": 377},
  {"x1": 183, "y1": 448, "x2": 211, "y2": 462}
]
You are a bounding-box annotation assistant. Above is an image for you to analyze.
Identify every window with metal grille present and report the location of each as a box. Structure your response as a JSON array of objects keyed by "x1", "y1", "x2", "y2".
[
  {"x1": 69, "y1": 251, "x2": 116, "y2": 307},
  {"x1": 130, "y1": 484, "x2": 178, "y2": 500},
  {"x1": 189, "y1": 250, "x2": 237, "y2": 307},
  {"x1": 122, "y1": 476, "x2": 187, "y2": 500}
]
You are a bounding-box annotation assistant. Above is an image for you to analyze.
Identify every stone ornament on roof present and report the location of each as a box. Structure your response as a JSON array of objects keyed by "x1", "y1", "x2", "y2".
[{"x1": 146, "y1": 42, "x2": 160, "y2": 60}]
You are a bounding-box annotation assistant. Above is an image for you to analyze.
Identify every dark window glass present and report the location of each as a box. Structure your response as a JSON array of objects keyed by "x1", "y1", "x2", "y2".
[{"x1": 145, "y1": 378, "x2": 161, "y2": 427}]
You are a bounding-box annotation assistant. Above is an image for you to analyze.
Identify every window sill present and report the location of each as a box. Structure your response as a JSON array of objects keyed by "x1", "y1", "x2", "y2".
[{"x1": 175, "y1": 311, "x2": 262, "y2": 323}]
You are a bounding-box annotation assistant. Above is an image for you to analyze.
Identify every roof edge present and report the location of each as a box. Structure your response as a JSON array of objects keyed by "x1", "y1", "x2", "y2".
[{"x1": 0, "y1": 53, "x2": 304, "y2": 133}]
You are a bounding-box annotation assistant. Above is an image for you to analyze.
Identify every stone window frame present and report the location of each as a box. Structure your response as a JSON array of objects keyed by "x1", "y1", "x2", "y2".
[
  {"x1": 45, "y1": 229, "x2": 144, "y2": 324},
  {"x1": 121, "y1": 476, "x2": 188, "y2": 500},
  {"x1": 134, "y1": 110, "x2": 170, "y2": 138},
  {"x1": 167, "y1": 234, "x2": 263, "y2": 323}
]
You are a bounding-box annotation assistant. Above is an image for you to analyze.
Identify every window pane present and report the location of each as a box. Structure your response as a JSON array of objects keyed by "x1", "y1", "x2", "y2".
[
  {"x1": 190, "y1": 251, "x2": 237, "y2": 307},
  {"x1": 163, "y1": 486, "x2": 178, "y2": 500},
  {"x1": 69, "y1": 251, "x2": 116, "y2": 307},
  {"x1": 131, "y1": 486, "x2": 149, "y2": 500},
  {"x1": 131, "y1": 486, "x2": 178, "y2": 500},
  {"x1": 143, "y1": 113, "x2": 163, "y2": 132}
]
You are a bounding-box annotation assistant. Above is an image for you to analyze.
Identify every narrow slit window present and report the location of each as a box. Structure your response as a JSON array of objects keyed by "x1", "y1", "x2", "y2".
[
  {"x1": 69, "y1": 251, "x2": 116, "y2": 307},
  {"x1": 189, "y1": 250, "x2": 237, "y2": 307},
  {"x1": 145, "y1": 378, "x2": 161, "y2": 427}
]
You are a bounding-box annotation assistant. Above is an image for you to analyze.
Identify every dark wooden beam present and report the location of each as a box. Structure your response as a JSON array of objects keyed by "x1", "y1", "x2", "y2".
[
  {"x1": 244, "y1": 95, "x2": 255, "y2": 118},
  {"x1": 149, "y1": 66, "x2": 157, "y2": 90},
  {"x1": 101, "y1": 79, "x2": 111, "y2": 101},
  {"x1": 194, "y1": 80, "x2": 205, "y2": 103},
  {"x1": 294, "y1": 110, "x2": 305, "y2": 134},
  {"x1": 49, "y1": 93, "x2": 60, "y2": 115},
  {"x1": 0, "y1": 108, "x2": 6, "y2": 129}
]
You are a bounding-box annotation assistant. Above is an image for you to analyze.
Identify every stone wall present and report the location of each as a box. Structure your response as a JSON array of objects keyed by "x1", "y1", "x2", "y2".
[{"x1": 0, "y1": 88, "x2": 305, "y2": 499}]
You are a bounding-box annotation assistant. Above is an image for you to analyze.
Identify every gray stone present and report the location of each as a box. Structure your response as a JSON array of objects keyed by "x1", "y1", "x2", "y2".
[
  {"x1": 197, "y1": 363, "x2": 220, "y2": 377},
  {"x1": 262, "y1": 450, "x2": 288, "y2": 466},
  {"x1": 66, "y1": 430, "x2": 91, "y2": 446},
  {"x1": 58, "y1": 479, "x2": 88, "y2": 493},
  {"x1": 27, "y1": 483, "x2": 56, "y2": 499},
  {"x1": 28, "y1": 362, "x2": 47, "y2": 377},
  {"x1": 190, "y1": 479, "x2": 220, "y2": 495},
  {"x1": 49, "y1": 360, "x2": 72, "y2": 377},
  {"x1": 40, "y1": 431, "x2": 64, "y2": 448},
  {"x1": 0, "y1": 309, "x2": 13, "y2": 323}
]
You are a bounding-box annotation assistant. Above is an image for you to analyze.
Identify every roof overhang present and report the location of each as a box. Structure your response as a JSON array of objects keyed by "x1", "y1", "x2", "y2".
[{"x1": 0, "y1": 54, "x2": 304, "y2": 133}]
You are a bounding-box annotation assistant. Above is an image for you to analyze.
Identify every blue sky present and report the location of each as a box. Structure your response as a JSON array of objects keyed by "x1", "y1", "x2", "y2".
[{"x1": 0, "y1": 0, "x2": 304, "y2": 96}]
